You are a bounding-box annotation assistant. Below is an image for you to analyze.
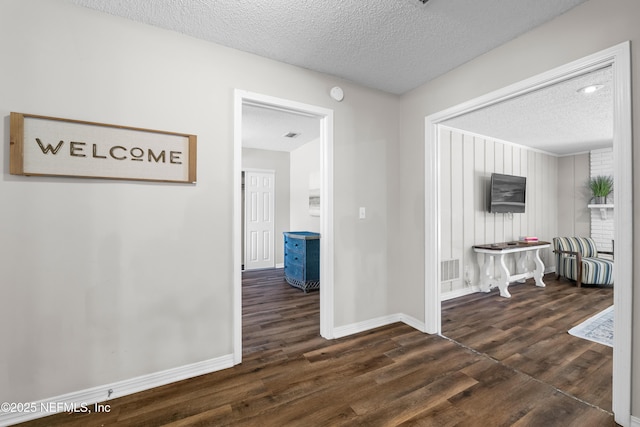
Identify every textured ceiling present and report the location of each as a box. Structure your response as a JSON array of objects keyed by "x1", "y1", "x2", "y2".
[
  {"x1": 242, "y1": 67, "x2": 613, "y2": 156},
  {"x1": 444, "y1": 66, "x2": 613, "y2": 156},
  {"x1": 242, "y1": 104, "x2": 320, "y2": 152},
  {"x1": 71, "y1": 0, "x2": 588, "y2": 95},
  {"x1": 70, "y1": 0, "x2": 607, "y2": 155}
]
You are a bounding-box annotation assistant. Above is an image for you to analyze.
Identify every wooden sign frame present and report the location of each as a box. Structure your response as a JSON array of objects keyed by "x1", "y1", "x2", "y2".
[{"x1": 10, "y1": 112, "x2": 197, "y2": 183}]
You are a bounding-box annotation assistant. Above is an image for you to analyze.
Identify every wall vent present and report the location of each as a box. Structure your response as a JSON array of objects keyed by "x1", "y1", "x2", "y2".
[{"x1": 441, "y1": 259, "x2": 460, "y2": 282}]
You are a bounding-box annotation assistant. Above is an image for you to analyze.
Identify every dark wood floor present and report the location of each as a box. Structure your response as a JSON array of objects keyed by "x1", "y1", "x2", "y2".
[
  {"x1": 17, "y1": 270, "x2": 615, "y2": 426},
  {"x1": 441, "y1": 275, "x2": 614, "y2": 414}
]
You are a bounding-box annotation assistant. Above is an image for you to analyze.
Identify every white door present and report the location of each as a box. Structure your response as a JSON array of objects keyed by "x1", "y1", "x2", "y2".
[{"x1": 244, "y1": 170, "x2": 275, "y2": 270}]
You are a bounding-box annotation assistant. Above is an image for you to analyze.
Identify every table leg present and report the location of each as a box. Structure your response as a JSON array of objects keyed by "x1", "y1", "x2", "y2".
[
  {"x1": 533, "y1": 248, "x2": 546, "y2": 288},
  {"x1": 479, "y1": 253, "x2": 492, "y2": 293},
  {"x1": 497, "y1": 254, "x2": 511, "y2": 298},
  {"x1": 517, "y1": 252, "x2": 528, "y2": 283}
]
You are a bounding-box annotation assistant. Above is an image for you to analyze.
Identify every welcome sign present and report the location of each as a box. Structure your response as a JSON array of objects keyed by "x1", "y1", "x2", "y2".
[{"x1": 10, "y1": 113, "x2": 197, "y2": 183}]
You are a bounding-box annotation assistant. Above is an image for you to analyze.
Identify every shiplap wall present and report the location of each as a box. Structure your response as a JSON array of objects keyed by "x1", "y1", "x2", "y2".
[{"x1": 439, "y1": 127, "x2": 558, "y2": 299}]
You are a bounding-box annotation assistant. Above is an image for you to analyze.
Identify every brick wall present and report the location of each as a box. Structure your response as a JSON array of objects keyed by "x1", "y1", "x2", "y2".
[{"x1": 590, "y1": 148, "x2": 614, "y2": 252}]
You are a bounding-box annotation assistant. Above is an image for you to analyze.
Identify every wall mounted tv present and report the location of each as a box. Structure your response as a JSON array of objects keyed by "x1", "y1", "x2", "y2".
[{"x1": 489, "y1": 173, "x2": 526, "y2": 213}]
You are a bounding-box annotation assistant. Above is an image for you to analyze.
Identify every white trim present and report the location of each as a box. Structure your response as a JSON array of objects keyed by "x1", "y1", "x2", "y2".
[
  {"x1": 0, "y1": 354, "x2": 234, "y2": 427},
  {"x1": 233, "y1": 92, "x2": 244, "y2": 363},
  {"x1": 591, "y1": 147, "x2": 615, "y2": 154},
  {"x1": 610, "y1": 41, "x2": 633, "y2": 427},
  {"x1": 441, "y1": 286, "x2": 481, "y2": 301},
  {"x1": 630, "y1": 416, "x2": 640, "y2": 427},
  {"x1": 398, "y1": 313, "x2": 427, "y2": 332},
  {"x1": 234, "y1": 90, "x2": 336, "y2": 360},
  {"x1": 332, "y1": 313, "x2": 426, "y2": 339},
  {"x1": 555, "y1": 150, "x2": 593, "y2": 158},
  {"x1": 425, "y1": 42, "x2": 632, "y2": 426},
  {"x1": 242, "y1": 167, "x2": 277, "y2": 173},
  {"x1": 424, "y1": 105, "x2": 441, "y2": 335},
  {"x1": 319, "y1": 109, "x2": 336, "y2": 339}
]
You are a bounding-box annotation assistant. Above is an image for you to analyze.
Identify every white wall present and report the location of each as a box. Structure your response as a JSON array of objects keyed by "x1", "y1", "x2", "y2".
[
  {"x1": 3, "y1": 0, "x2": 635, "y2": 419},
  {"x1": 439, "y1": 127, "x2": 557, "y2": 298},
  {"x1": 0, "y1": 0, "x2": 399, "y2": 406},
  {"x1": 557, "y1": 154, "x2": 591, "y2": 237},
  {"x1": 242, "y1": 148, "x2": 291, "y2": 266},
  {"x1": 290, "y1": 138, "x2": 321, "y2": 232},
  {"x1": 396, "y1": 0, "x2": 640, "y2": 415}
]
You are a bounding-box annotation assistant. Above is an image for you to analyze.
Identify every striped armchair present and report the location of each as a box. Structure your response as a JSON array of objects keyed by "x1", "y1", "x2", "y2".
[{"x1": 553, "y1": 237, "x2": 614, "y2": 287}]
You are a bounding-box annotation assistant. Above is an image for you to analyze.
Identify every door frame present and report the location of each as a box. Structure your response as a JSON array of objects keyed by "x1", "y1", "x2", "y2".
[
  {"x1": 424, "y1": 42, "x2": 632, "y2": 425},
  {"x1": 233, "y1": 90, "x2": 335, "y2": 364}
]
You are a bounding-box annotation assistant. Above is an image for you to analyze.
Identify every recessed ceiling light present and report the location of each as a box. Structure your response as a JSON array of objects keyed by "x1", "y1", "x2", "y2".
[
  {"x1": 577, "y1": 84, "x2": 604, "y2": 94},
  {"x1": 283, "y1": 132, "x2": 300, "y2": 138}
]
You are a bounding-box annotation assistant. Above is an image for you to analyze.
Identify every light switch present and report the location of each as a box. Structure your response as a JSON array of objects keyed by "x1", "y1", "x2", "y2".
[{"x1": 359, "y1": 207, "x2": 366, "y2": 219}]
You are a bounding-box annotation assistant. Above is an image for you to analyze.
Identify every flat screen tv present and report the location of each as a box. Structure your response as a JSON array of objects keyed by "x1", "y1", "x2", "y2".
[{"x1": 489, "y1": 173, "x2": 526, "y2": 213}]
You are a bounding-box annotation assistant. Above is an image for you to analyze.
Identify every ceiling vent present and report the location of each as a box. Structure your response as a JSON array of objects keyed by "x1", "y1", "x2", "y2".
[{"x1": 283, "y1": 132, "x2": 300, "y2": 138}]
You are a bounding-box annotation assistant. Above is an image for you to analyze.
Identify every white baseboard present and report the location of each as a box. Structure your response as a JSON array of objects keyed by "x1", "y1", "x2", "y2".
[
  {"x1": 630, "y1": 415, "x2": 640, "y2": 427},
  {"x1": 332, "y1": 313, "x2": 427, "y2": 339},
  {"x1": 441, "y1": 286, "x2": 481, "y2": 301},
  {"x1": 275, "y1": 263, "x2": 284, "y2": 268},
  {"x1": 398, "y1": 313, "x2": 427, "y2": 332},
  {"x1": 0, "y1": 354, "x2": 234, "y2": 427},
  {"x1": 326, "y1": 265, "x2": 560, "y2": 338}
]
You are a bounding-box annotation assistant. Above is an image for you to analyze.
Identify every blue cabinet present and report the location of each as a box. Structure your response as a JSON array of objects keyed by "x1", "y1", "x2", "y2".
[{"x1": 283, "y1": 231, "x2": 320, "y2": 292}]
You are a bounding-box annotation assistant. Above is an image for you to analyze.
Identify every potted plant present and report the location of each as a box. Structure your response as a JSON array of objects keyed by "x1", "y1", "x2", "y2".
[{"x1": 589, "y1": 175, "x2": 613, "y2": 204}]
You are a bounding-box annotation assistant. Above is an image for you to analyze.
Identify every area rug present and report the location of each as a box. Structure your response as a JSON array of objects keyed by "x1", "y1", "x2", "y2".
[{"x1": 568, "y1": 305, "x2": 613, "y2": 347}]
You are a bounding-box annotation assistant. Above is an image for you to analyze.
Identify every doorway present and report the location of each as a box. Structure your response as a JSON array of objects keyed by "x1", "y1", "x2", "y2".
[
  {"x1": 233, "y1": 90, "x2": 335, "y2": 364},
  {"x1": 425, "y1": 42, "x2": 632, "y2": 424}
]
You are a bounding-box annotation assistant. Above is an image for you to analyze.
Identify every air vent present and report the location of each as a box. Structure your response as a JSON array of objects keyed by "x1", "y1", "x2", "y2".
[
  {"x1": 441, "y1": 259, "x2": 460, "y2": 282},
  {"x1": 283, "y1": 132, "x2": 300, "y2": 138}
]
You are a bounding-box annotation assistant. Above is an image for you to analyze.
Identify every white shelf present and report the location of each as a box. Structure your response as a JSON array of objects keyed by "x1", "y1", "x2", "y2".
[{"x1": 587, "y1": 204, "x2": 614, "y2": 220}]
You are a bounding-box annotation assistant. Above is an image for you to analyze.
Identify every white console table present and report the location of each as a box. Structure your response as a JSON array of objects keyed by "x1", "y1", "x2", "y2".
[{"x1": 473, "y1": 241, "x2": 550, "y2": 298}]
